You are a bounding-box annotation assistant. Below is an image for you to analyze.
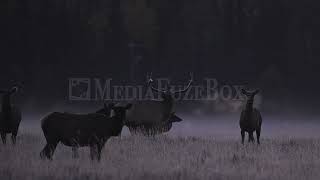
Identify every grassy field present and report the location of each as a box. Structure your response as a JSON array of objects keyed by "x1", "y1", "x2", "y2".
[{"x1": 0, "y1": 130, "x2": 320, "y2": 180}]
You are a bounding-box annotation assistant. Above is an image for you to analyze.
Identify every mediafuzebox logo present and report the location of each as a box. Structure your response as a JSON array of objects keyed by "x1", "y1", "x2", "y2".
[{"x1": 68, "y1": 77, "x2": 247, "y2": 102}]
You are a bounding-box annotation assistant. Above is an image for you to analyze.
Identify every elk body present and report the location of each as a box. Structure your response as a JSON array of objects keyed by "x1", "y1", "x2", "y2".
[
  {"x1": 0, "y1": 87, "x2": 21, "y2": 145},
  {"x1": 239, "y1": 89, "x2": 262, "y2": 144},
  {"x1": 40, "y1": 104, "x2": 132, "y2": 161},
  {"x1": 125, "y1": 73, "x2": 192, "y2": 135},
  {"x1": 126, "y1": 112, "x2": 183, "y2": 136},
  {"x1": 72, "y1": 102, "x2": 115, "y2": 158}
]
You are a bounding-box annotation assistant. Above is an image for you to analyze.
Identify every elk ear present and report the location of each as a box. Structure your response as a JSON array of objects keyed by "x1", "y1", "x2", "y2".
[
  {"x1": 253, "y1": 89, "x2": 260, "y2": 95},
  {"x1": 125, "y1": 103, "x2": 133, "y2": 110}
]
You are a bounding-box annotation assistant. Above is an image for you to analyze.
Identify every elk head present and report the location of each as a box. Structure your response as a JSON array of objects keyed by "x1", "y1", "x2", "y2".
[
  {"x1": 241, "y1": 89, "x2": 260, "y2": 98},
  {"x1": 147, "y1": 73, "x2": 193, "y2": 101},
  {"x1": 241, "y1": 89, "x2": 260, "y2": 109},
  {"x1": 168, "y1": 112, "x2": 183, "y2": 123},
  {"x1": 0, "y1": 86, "x2": 19, "y2": 95}
]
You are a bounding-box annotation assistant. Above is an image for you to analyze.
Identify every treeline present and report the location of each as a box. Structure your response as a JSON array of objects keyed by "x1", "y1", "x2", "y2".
[{"x1": 1, "y1": 0, "x2": 320, "y2": 111}]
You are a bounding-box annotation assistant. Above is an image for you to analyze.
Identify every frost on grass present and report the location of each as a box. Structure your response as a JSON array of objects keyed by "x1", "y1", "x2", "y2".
[{"x1": 0, "y1": 133, "x2": 320, "y2": 180}]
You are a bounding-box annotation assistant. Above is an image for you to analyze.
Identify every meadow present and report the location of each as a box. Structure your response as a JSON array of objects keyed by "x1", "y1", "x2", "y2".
[{"x1": 1, "y1": 117, "x2": 320, "y2": 180}]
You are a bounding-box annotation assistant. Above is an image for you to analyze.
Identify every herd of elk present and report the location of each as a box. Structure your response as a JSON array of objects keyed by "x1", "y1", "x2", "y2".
[{"x1": 0, "y1": 78, "x2": 263, "y2": 161}]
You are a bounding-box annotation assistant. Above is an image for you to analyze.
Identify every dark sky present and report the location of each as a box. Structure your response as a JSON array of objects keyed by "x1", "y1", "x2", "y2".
[{"x1": 1, "y1": 0, "x2": 320, "y2": 115}]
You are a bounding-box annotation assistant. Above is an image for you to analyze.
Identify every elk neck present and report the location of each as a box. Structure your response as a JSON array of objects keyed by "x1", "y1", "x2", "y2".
[
  {"x1": 113, "y1": 113, "x2": 126, "y2": 123},
  {"x1": 162, "y1": 96, "x2": 174, "y2": 117},
  {"x1": 245, "y1": 97, "x2": 255, "y2": 112},
  {"x1": 109, "y1": 113, "x2": 126, "y2": 136}
]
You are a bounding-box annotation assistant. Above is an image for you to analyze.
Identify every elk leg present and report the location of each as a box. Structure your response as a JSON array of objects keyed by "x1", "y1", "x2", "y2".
[
  {"x1": 256, "y1": 129, "x2": 261, "y2": 145},
  {"x1": 40, "y1": 144, "x2": 50, "y2": 159},
  {"x1": 11, "y1": 131, "x2": 18, "y2": 145},
  {"x1": 40, "y1": 142, "x2": 58, "y2": 160},
  {"x1": 72, "y1": 147, "x2": 79, "y2": 159},
  {"x1": 249, "y1": 132, "x2": 255, "y2": 143},
  {"x1": 1, "y1": 132, "x2": 7, "y2": 144},
  {"x1": 241, "y1": 130, "x2": 245, "y2": 144},
  {"x1": 96, "y1": 141, "x2": 106, "y2": 161},
  {"x1": 90, "y1": 143, "x2": 99, "y2": 161}
]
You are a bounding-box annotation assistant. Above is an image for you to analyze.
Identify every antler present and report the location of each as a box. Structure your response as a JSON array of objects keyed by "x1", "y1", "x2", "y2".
[
  {"x1": 146, "y1": 72, "x2": 166, "y2": 93},
  {"x1": 173, "y1": 72, "x2": 193, "y2": 94}
]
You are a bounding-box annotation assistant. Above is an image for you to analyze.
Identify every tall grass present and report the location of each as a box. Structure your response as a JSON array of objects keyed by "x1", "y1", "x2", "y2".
[{"x1": 0, "y1": 131, "x2": 319, "y2": 180}]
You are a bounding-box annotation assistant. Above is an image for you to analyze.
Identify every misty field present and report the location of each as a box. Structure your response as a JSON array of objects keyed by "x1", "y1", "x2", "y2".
[{"x1": 1, "y1": 128, "x2": 320, "y2": 180}]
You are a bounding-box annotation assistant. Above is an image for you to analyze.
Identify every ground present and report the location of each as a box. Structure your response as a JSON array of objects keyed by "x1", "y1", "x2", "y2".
[{"x1": 1, "y1": 129, "x2": 320, "y2": 180}]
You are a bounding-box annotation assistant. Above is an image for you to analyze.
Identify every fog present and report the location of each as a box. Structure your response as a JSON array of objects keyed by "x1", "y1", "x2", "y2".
[{"x1": 19, "y1": 114, "x2": 320, "y2": 139}]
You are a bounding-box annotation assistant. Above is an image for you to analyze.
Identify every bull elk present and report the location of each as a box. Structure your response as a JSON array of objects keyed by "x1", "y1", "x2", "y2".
[
  {"x1": 0, "y1": 86, "x2": 21, "y2": 145},
  {"x1": 239, "y1": 89, "x2": 262, "y2": 144},
  {"x1": 125, "y1": 73, "x2": 192, "y2": 135},
  {"x1": 40, "y1": 103, "x2": 132, "y2": 161}
]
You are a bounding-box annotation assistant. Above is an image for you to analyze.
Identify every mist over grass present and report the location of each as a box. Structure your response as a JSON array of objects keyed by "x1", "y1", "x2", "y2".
[
  {"x1": 1, "y1": 115, "x2": 319, "y2": 180},
  {"x1": 20, "y1": 113, "x2": 320, "y2": 138}
]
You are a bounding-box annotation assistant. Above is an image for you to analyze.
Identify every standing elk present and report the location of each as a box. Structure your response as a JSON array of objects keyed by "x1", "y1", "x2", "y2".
[
  {"x1": 71, "y1": 102, "x2": 115, "y2": 158},
  {"x1": 239, "y1": 89, "x2": 262, "y2": 144},
  {"x1": 125, "y1": 73, "x2": 192, "y2": 135},
  {"x1": 40, "y1": 103, "x2": 132, "y2": 161},
  {"x1": 0, "y1": 86, "x2": 21, "y2": 145}
]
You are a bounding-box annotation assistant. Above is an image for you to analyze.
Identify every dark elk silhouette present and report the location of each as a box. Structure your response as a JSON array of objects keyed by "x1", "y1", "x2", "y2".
[
  {"x1": 0, "y1": 86, "x2": 21, "y2": 145},
  {"x1": 40, "y1": 103, "x2": 132, "y2": 161},
  {"x1": 71, "y1": 102, "x2": 115, "y2": 158},
  {"x1": 239, "y1": 89, "x2": 262, "y2": 144},
  {"x1": 125, "y1": 73, "x2": 192, "y2": 135}
]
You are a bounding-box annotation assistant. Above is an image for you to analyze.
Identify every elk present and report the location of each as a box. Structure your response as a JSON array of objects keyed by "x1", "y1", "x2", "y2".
[
  {"x1": 71, "y1": 102, "x2": 115, "y2": 158},
  {"x1": 239, "y1": 89, "x2": 262, "y2": 144},
  {"x1": 0, "y1": 86, "x2": 21, "y2": 145},
  {"x1": 125, "y1": 73, "x2": 192, "y2": 135},
  {"x1": 40, "y1": 103, "x2": 132, "y2": 161}
]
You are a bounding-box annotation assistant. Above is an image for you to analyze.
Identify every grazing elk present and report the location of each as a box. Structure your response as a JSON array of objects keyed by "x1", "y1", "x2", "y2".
[
  {"x1": 239, "y1": 89, "x2": 262, "y2": 144},
  {"x1": 125, "y1": 73, "x2": 192, "y2": 135},
  {"x1": 0, "y1": 86, "x2": 21, "y2": 145},
  {"x1": 40, "y1": 103, "x2": 132, "y2": 161}
]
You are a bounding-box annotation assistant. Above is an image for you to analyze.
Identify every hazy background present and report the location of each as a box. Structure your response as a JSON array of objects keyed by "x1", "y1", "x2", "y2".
[{"x1": 1, "y1": 0, "x2": 320, "y2": 120}]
